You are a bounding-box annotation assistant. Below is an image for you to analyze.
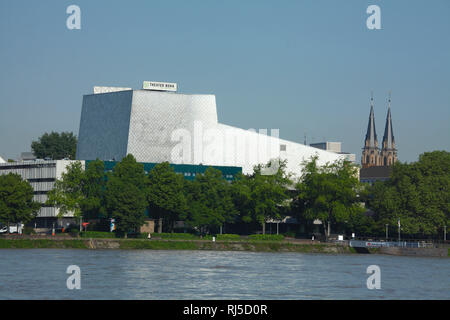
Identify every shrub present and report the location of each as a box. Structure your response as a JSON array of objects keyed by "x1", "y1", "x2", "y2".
[
  {"x1": 80, "y1": 231, "x2": 116, "y2": 238},
  {"x1": 248, "y1": 234, "x2": 284, "y2": 241},
  {"x1": 138, "y1": 232, "x2": 150, "y2": 239},
  {"x1": 67, "y1": 228, "x2": 80, "y2": 237},
  {"x1": 282, "y1": 231, "x2": 296, "y2": 238},
  {"x1": 22, "y1": 227, "x2": 36, "y2": 235},
  {"x1": 151, "y1": 232, "x2": 200, "y2": 240},
  {"x1": 204, "y1": 234, "x2": 241, "y2": 241}
]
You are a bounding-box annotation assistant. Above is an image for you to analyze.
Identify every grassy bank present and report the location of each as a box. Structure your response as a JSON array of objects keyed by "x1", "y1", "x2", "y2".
[
  {"x1": 0, "y1": 238, "x2": 355, "y2": 254},
  {"x1": 0, "y1": 239, "x2": 89, "y2": 249}
]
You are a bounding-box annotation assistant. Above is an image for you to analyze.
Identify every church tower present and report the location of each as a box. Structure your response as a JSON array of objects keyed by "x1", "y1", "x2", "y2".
[
  {"x1": 381, "y1": 94, "x2": 397, "y2": 166},
  {"x1": 361, "y1": 94, "x2": 381, "y2": 168}
]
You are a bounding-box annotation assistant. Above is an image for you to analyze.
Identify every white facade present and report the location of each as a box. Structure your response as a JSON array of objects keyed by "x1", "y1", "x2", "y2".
[
  {"x1": 0, "y1": 160, "x2": 84, "y2": 218},
  {"x1": 77, "y1": 89, "x2": 344, "y2": 177},
  {"x1": 0, "y1": 156, "x2": 5, "y2": 164},
  {"x1": 310, "y1": 141, "x2": 356, "y2": 164}
]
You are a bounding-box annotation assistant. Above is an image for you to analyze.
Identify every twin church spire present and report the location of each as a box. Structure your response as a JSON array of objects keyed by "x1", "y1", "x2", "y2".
[{"x1": 362, "y1": 93, "x2": 397, "y2": 168}]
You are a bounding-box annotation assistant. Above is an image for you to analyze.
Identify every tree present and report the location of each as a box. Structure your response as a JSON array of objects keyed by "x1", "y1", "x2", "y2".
[
  {"x1": 368, "y1": 151, "x2": 450, "y2": 237},
  {"x1": 31, "y1": 131, "x2": 77, "y2": 160},
  {"x1": 231, "y1": 159, "x2": 292, "y2": 234},
  {"x1": 294, "y1": 156, "x2": 365, "y2": 239},
  {"x1": 81, "y1": 159, "x2": 106, "y2": 220},
  {"x1": 0, "y1": 173, "x2": 41, "y2": 230},
  {"x1": 181, "y1": 167, "x2": 236, "y2": 234},
  {"x1": 46, "y1": 161, "x2": 85, "y2": 222},
  {"x1": 147, "y1": 162, "x2": 187, "y2": 233},
  {"x1": 104, "y1": 155, "x2": 147, "y2": 237},
  {"x1": 47, "y1": 159, "x2": 106, "y2": 231}
]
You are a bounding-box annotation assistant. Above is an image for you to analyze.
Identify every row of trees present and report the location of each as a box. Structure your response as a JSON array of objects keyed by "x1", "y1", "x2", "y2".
[
  {"x1": 47, "y1": 155, "x2": 294, "y2": 236},
  {"x1": 367, "y1": 151, "x2": 450, "y2": 237},
  {"x1": 2, "y1": 149, "x2": 448, "y2": 239},
  {"x1": 50, "y1": 151, "x2": 447, "y2": 238},
  {"x1": 47, "y1": 153, "x2": 367, "y2": 238}
]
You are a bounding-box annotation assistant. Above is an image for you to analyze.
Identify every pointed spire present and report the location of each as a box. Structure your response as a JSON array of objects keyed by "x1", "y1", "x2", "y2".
[
  {"x1": 382, "y1": 92, "x2": 395, "y2": 150},
  {"x1": 365, "y1": 94, "x2": 378, "y2": 148}
]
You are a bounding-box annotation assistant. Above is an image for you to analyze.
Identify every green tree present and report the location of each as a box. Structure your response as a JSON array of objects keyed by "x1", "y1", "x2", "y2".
[
  {"x1": 147, "y1": 162, "x2": 187, "y2": 233},
  {"x1": 47, "y1": 159, "x2": 107, "y2": 231},
  {"x1": 0, "y1": 173, "x2": 41, "y2": 230},
  {"x1": 368, "y1": 151, "x2": 450, "y2": 237},
  {"x1": 81, "y1": 159, "x2": 106, "y2": 220},
  {"x1": 232, "y1": 159, "x2": 292, "y2": 234},
  {"x1": 294, "y1": 156, "x2": 365, "y2": 239},
  {"x1": 31, "y1": 131, "x2": 77, "y2": 160},
  {"x1": 47, "y1": 161, "x2": 85, "y2": 220},
  {"x1": 181, "y1": 167, "x2": 236, "y2": 234},
  {"x1": 104, "y1": 154, "x2": 147, "y2": 237}
]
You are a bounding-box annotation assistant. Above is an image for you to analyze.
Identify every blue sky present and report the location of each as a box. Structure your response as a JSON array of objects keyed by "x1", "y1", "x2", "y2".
[{"x1": 0, "y1": 0, "x2": 449, "y2": 162}]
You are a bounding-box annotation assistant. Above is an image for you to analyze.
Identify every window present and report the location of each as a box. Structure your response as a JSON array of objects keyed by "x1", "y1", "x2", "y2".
[{"x1": 280, "y1": 144, "x2": 286, "y2": 151}]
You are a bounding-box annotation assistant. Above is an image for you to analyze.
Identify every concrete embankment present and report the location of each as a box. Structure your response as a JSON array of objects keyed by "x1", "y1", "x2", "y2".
[{"x1": 379, "y1": 246, "x2": 448, "y2": 257}]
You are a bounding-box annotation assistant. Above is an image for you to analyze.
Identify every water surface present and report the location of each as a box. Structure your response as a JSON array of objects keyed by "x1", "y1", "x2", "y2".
[{"x1": 0, "y1": 249, "x2": 448, "y2": 299}]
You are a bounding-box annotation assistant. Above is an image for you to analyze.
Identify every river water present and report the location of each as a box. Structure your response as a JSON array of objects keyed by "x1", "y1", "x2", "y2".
[{"x1": 0, "y1": 249, "x2": 448, "y2": 299}]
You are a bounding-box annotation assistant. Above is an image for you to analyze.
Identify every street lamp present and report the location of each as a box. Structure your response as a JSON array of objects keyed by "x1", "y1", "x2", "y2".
[
  {"x1": 385, "y1": 224, "x2": 389, "y2": 240},
  {"x1": 444, "y1": 225, "x2": 447, "y2": 242}
]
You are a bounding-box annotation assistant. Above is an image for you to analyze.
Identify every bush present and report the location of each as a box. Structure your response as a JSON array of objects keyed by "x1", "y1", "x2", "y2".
[
  {"x1": 248, "y1": 234, "x2": 285, "y2": 241},
  {"x1": 22, "y1": 227, "x2": 36, "y2": 235},
  {"x1": 80, "y1": 231, "x2": 116, "y2": 238},
  {"x1": 137, "y1": 232, "x2": 150, "y2": 239},
  {"x1": 282, "y1": 231, "x2": 296, "y2": 238},
  {"x1": 204, "y1": 234, "x2": 241, "y2": 241},
  {"x1": 67, "y1": 228, "x2": 80, "y2": 237},
  {"x1": 152, "y1": 232, "x2": 200, "y2": 240}
]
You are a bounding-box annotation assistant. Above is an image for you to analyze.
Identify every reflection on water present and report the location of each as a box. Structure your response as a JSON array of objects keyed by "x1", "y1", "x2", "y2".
[{"x1": 0, "y1": 249, "x2": 448, "y2": 299}]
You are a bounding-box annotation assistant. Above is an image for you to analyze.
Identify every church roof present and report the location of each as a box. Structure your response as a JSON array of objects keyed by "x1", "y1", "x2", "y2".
[
  {"x1": 382, "y1": 100, "x2": 395, "y2": 150},
  {"x1": 365, "y1": 98, "x2": 378, "y2": 148}
]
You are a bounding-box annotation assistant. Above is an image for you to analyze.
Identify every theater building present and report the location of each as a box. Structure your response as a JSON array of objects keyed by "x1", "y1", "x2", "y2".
[{"x1": 76, "y1": 82, "x2": 344, "y2": 177}]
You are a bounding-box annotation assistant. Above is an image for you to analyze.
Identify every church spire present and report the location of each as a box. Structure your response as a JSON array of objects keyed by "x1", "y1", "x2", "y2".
[
  {"x1": 382, "y1": 93, "x2": 394, "y2": 149},
  {"x1": 381, "y1": 92, "x2": 397, "y2": 166},
  {"x1": 365, "y1": 93, "x2": 378, "y2": 148},
  {"x1": 361, "y1": 93, "x2": 381, "y2": 168}
]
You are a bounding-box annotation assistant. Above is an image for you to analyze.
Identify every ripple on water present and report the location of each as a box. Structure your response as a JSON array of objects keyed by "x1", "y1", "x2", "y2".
[{"x1": 0, "y1": 249, "x2": 449, "y2": 299}]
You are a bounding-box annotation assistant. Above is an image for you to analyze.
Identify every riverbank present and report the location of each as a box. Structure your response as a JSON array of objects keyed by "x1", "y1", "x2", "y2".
[
  {"x1": 1, "y1": 238, "x2": 448, "y2": 257},
  {"x1": 0, "y1": 238, "x2": 358, "y2": 253}
]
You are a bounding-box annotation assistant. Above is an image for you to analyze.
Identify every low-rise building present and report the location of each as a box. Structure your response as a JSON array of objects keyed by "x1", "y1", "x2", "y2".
[
  {"x1": 0, "y1": 159, "x2": 241, "y2": 228},
  {"x1": 0, "y1": 159, "x2": 82, "y2": 228}
]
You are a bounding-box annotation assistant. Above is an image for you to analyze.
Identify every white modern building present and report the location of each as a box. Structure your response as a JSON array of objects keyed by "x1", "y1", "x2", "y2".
[
  {"x1": 0, "y1": 156, "x2": 5, "y2": 164},
  {"x1": 310, "y1": 141, "x2": 356, "y2": 164},
  {"x1": 0, "y1": 160, "x2": 82, "y2": 227},
  {"x1": 76, "y1": 83, "x2": 344, "y2": 177}
]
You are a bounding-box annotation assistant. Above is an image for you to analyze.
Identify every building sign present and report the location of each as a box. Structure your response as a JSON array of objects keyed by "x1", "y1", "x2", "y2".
[{"x1": 142, "y1": 81, "x2": 177, "y2": 92}]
